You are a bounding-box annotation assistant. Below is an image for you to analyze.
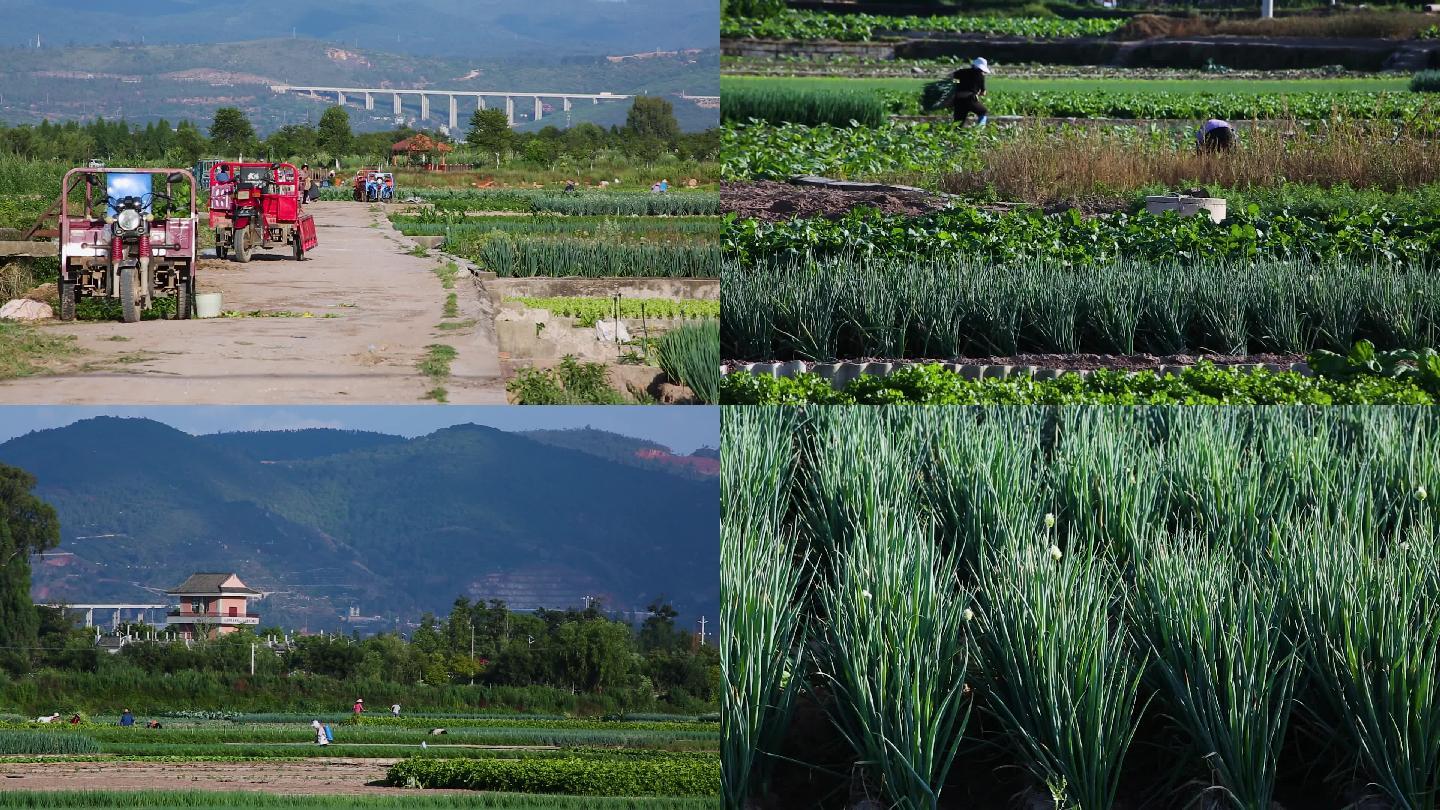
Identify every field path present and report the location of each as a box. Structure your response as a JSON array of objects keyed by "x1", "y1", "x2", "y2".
[
  {"x1": 0, "y1": 201, "x2": 504, "y2": 404},
  {"x1": 0, "y1": 758, "x2": 450, "y2": 795}
]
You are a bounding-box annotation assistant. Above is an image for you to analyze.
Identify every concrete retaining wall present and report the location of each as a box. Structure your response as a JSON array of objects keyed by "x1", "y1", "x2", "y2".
[{"x1": 483, "y1": 277, "x2": 719, "y2": 308}]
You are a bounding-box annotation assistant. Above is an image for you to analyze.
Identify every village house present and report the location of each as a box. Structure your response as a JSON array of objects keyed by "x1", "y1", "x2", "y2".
[{"x1": 164, "y1": 573, "x2": 261, "y2": 640}]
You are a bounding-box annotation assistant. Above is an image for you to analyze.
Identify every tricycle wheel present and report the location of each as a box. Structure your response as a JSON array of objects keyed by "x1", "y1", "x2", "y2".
[
  {"x1": 293, "y1": 235, "x2": 305, "y2": 261},
  {"x1": 58, "y1": 278, "x2": 76, "y2": 322},
  {"x1": 120, "y1": 266, "x2": 139, "y2": 323},
  {"x1": 215, "y1": 233, "x2": 228, "y2": 261},
  {"x1": 173, "y1": 276, "x2": 192, "y2": 320},
  {"x1": 235, "y1": 228, "x2": 252, "y2": 263}
]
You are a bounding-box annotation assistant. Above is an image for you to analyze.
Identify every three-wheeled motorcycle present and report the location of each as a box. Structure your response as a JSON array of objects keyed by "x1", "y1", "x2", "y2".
[
  {"x1": 351, "y1": 170, "x2": 394, "y2": 203},
  {"x1": 209, "y1": 162, "x2": 318, "y2": 262},
  {"x1": 57, "y1": 168, "x2": 197, "y2": 323}
]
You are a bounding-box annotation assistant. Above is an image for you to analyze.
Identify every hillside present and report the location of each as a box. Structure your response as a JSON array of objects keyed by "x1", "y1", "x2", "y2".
[
  {"x1": 0, "y1": 40, "x2": 720, "y2": 133},
  {"x1": 0, "y1": 418, "x2": 719, "y2": 631}
]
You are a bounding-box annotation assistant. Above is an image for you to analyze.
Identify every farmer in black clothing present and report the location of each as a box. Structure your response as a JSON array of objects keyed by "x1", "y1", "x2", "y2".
[{"x1": 952, "y1": 57, "x2": 991, "y2": 126}]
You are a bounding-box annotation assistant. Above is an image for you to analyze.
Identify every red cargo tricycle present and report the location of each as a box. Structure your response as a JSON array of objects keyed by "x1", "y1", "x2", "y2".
[
  {"x1": 57, "y1": 168, "x2": 198, "y2": 323},
  {"x1": 209, "y1": 162, "x2": 318, "y2": 262}
]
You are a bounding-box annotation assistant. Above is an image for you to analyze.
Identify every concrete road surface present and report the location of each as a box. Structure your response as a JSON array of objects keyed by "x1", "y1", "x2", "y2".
[{"x1": 0, "y1": 202, "x2": 505, "y2": 404}]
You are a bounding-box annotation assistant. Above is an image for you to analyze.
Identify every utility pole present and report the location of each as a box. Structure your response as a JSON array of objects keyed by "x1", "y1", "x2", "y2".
[
  {"x1": 469, "y1": 624, "x2": 475, "y2": 685},
  {"x1": 1260, "y1": 0, "x2": 1273, "y2": 18},
  {"x1": 696, "y1": 616, "x2": 708, "y2": 646},
  {"x1": 250, "y1": 642, "x2": 256, "y2": 675}
]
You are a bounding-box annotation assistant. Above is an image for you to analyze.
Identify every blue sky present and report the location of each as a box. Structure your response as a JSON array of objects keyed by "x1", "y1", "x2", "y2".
[{"x1": 0, "y1": 407, "x2": 718, "y2": 454}]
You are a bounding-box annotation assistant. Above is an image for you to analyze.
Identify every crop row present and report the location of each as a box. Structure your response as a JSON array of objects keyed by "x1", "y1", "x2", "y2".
[
  {"x1": 415, "y1": 189, "x2": 720, "y2": 217},
  {"x1": 656, "y1": 320, "x2": 721, "y2": 405},
  {"x1": 388, "y1": 752, "x2": 719, "y2": 797},
  {"x1": 391, "y1": 215, "x2": 720, "y2": 242},
  {"x1": 507, "y1": 297, "x2": 719, "y2": 327},
  {"x1": 721, "y1": 10, "x2": 1123, "y2": 41},
  {"x1": 449, "y1": 233, "x2": 718, "y2": 278},
  {"x1": 722, "y1": 406, "x2": 1440, "y2": 809},
  {"x1": 0, "y1": 790, "x2": 714, "y2": 809},
  {"x1": 730, "y1": 205, "x2": 1440, "y2": 266},
  {"x1": 723, "y1": 255, "x2": 1440, "y2": 360},
  {"x1": 0, "y1": 730, "x2": 100, "y2": 755},
  {"x1": 719, "y1": 362, "x2": 1438, "y2": 405},
  {"x1": 721, "y1": 120, "x2": 1440, "y2": 189},
  {"x1": 15, "y1": 724, "x2": 717, "y2": 748},
  {"x1": 725, "y1": 85, "x2": 1436, "y2": 128}
]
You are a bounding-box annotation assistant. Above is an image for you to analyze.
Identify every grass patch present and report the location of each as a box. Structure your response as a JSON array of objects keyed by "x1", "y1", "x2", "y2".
[
  {"x1": 444, "y1": 293, "x2": 459, "y2": 318},
  {"x1": 0, "y1": 322, "x2": 80, "y2": 379},
  {"x1": 409, "y1": 244, "x2": 430, "y2": 257},
  {"x1": 434, "y1": 262, "x2": 459, "y2": 290},
  {"x1": 437, "y1": 319, "x2": 476, "y2": 332}
]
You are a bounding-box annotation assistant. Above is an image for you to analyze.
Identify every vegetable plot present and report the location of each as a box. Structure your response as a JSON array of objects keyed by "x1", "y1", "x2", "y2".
[{"x1": 721, "y1": 406, "x2": 1440, "y2": 810}]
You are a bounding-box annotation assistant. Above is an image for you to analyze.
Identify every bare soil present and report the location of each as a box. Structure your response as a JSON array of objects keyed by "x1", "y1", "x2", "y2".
[
  {"x1": 0, "y1": 758, "x2": 448, "y2": 795},
  {"x1": 722, "y1": 180, "x2": 952, "y2": 222},
  {"x1": 0, "y1": 202, "x2": 505, "y2": 404},
  {"x1": 726, "y1": 353, "x2": 1307, "y2": 372}
]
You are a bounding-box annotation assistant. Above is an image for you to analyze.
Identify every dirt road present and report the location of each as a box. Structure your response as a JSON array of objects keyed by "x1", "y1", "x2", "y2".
[
  {"x1": 0, "y1": 758, "x2": 430, "y2": 795},
  {"x1": 0, "y1": 202, "x2": 505, "y2": 404}
]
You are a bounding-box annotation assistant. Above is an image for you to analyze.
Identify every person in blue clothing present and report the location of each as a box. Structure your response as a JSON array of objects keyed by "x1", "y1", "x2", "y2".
[
  {"x1": 119, "y1": 709, "x2": 135, "y2": 727},
  {"x1": 214, "y1": 165, "x2": 231, "y2": 184},
  {"x1": 1197, "y1": 119, "x2": 1235, "y2": 153}
]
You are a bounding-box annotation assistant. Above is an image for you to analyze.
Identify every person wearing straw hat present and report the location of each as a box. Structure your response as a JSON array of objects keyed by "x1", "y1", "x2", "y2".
[{"x1": 952, "y1": 57, "x2": 991, "y2": 127}]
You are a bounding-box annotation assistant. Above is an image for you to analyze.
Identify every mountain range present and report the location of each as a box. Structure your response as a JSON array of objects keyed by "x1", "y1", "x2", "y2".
[
  {"x1": 0, "y1": 418, "x2": 718, "y2": 632},
  {"x1": 0, "y1": 39, "x2": 720, "y2": 133}
]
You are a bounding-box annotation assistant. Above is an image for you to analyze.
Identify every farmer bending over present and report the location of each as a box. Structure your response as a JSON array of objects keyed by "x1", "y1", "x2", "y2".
[
  {"x1": 1197, "y1": 119, "x2": 1235, "y2": 153},
  {"x1": 953, "y1": 58, "x2": 991, "y2": 127}
]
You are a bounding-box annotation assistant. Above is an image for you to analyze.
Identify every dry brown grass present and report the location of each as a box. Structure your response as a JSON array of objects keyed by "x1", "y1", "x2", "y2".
[
  {"x1": 1115, "y1": 11, "x2": 1437, "y2": 40},
  {"x1": 940, "y1": 122, "x2": 1440, "y2": 205}
]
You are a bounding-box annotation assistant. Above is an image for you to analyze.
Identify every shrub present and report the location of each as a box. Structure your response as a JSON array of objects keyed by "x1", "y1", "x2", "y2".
[
  {"x1": 507, "y1": 357, "x2": 630, "y2": 405},
  {"x1": 1412, "y1": 70, "x2": 1440, "y2": 93}
]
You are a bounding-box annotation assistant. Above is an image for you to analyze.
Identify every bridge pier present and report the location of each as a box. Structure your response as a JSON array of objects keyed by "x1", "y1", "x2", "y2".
[
  {"x1": 85, "y1": 608, "x2": 93, "y2": 628},
  {"x1": 337, "y1": 90, "x2": 347, "y2": 107},
  {"x1": 505, "y1": 96, "x2": 514, "y2": 125},
  {"x1": 420, "y1": 93, "x2": 430, "y2": 121},
  {"x1": 476, "y1": 95, "x2": 487, "y2": 110},
  {"x1": 365, "y1": 92, "x2": 374, "y2": 111},
  {"x1": 393, "y1": 92, "x2": 403, "y2": 117},
  {"x1": 534, "y1": 97, "x2": 543, "y2": 122},
  {"x1": 449, "y1": 95, "x2": 458, "y2": 131},
  {"x1": 563, "y1": 98, "x2": 572, "y2": 112}
]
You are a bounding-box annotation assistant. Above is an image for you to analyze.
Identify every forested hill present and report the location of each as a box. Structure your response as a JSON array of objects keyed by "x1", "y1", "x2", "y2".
[{"x1": 0, "y1": 418, "x2": 718, "y2": 631}]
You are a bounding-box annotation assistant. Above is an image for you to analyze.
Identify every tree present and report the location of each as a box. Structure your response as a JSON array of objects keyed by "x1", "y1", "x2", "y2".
[
  {"x1": 623, "y1": 96, "x2": 680, "y2": 146},
  {"x1": 318, "y1": 106, "x2": 352, "y2": 157},
  {"x1": 267, "y1": 124, "x2": 318, "y2": 161},
  {"x1": 208, "y1": 107, "x2": 256, "y2": 156},
  {"x1": 171, "y1": 120, "x2": 207, "y2": 164},
  {"x1": 0, "y1": 464, "x2": 61, "y2": 675},
  {"x1": 466, "y1": 108, "x2": 513, "y2": 167}
]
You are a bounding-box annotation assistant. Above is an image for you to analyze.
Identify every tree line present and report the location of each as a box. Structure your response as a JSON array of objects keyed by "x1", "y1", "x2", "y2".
[
  {"x1": 0, "y1": 97, "x2": 718, "y2": 169},
  {"x1": 0, "y1": 463, "x2": 716, "y2": 713}
]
